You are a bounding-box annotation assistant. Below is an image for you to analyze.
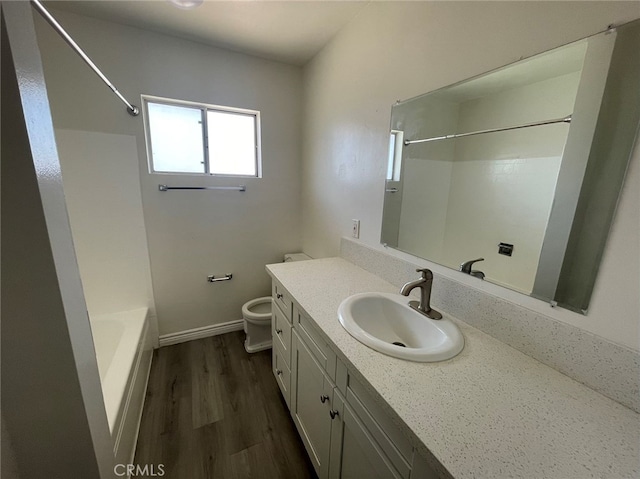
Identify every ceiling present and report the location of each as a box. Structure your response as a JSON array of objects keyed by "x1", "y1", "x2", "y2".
[
  {"x1": 440, "y1": 39, "x2": 589, "y2": 103},
  {"x1": 46, "y1": 1, "x2": 368, "y2": 66}
]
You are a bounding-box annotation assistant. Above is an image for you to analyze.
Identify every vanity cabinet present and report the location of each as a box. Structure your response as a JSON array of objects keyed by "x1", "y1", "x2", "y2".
[{"x1": 271, "y1": 281, "x2": 438, "y2": 479}]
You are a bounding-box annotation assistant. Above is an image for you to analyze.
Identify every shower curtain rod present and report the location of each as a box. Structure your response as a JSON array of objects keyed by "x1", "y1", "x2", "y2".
[
  {"x1": 404, "y1": 115, "x2": 572, "y2": 146},
  {"x1": 31, "y1": 0, "x2": 140, "y2": 116}
]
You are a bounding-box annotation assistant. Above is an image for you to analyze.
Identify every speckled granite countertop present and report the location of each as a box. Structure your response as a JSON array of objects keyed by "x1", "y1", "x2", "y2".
[{"x1": 266, "y1": 258, "x2": 640, "y2": 479}]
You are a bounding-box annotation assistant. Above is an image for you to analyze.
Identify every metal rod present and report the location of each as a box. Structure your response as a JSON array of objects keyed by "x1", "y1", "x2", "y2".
[
  {"x1": 31, "y1": 0, "x2": 140, "y2": 116},
  {"x1": 404, "y1": 115, "x2": 572, "y2": 146},
  {"x1": 207, "y1": 274, "x2": 233, "y2": 283},
  {"x1": 158, "y1": 185, "x2": 246, "y2": 192}
]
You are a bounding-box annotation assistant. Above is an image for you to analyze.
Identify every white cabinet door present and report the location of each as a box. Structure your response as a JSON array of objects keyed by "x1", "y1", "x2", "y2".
[
  {"x1": 291, "y1": 331, "x2": 334, "y2": 479},
  {"x1": 329, "y1": 392, "x2": 403, "y2": 479}
]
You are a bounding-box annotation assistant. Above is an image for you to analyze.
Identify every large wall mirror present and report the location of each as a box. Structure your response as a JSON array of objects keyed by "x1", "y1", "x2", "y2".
[{"x1": 381, "y1": 19, "x2": 640, "y2": 314}]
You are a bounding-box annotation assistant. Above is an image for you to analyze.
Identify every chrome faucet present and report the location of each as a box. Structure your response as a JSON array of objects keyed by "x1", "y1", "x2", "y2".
[
  {"x1": 400, "y1": 268, "x2": 442, "y2": 320},
  {"x1": 459, "y1": 258, "x2": 485, "y2": 279}
]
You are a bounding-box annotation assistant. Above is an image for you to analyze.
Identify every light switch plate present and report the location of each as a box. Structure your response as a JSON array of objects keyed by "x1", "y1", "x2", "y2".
[{"x1": 352, "y1": 219, "x2": 360, "y2": 238}]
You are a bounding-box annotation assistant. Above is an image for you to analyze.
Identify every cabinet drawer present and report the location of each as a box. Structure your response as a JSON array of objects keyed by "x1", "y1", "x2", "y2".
[
  {"x1": 293, "y1": 305, "x2": 337, "y2": 381},
  {"x1": 272, "y1": 341, "x2": 291, "y2": 409},
  {"x1": 346, "y1": 374, "x2": 413, "y2": 478},
  {"x1": 272, "y1": 302, "x2": 292, "y2": 368},
  {"x1": 272, "y1": 281, "x2": 292, "y2": 321}
]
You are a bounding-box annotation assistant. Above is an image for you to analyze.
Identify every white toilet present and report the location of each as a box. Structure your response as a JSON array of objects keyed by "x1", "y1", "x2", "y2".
[{"x1": 242, "y1": 253, "x2": 311, "y2": 353}]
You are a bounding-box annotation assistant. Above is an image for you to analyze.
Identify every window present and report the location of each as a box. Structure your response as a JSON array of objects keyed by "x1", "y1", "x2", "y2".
[
  {"x1": 143, "y1": 96, "x2": 261, "y2": 177},
  {"x1": 386, "y1": 130, "x2": 404, "y2": 181}
]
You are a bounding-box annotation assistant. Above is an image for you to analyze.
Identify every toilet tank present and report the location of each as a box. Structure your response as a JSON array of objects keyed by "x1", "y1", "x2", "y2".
[{"x1": 283, "y1": 253, "x2": 312, "y2": 262}]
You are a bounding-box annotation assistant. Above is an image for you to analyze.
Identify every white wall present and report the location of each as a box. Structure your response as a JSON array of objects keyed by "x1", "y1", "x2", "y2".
[
  {"x1": 56, "y1": 130, "x2": 156, "y2": 321},
  {"x1": 394, "y1": 95, "x2": 458, "y2": 259},
  {"x1": 35, "y1": 10, "x2": 303, "y2": 336},
  {"x1": 397, "y1": 159, "x2": 452, "y2": 259},
  {"x1": 301, "y1": 1, "x2": 640, "y2": 350},
  {"x1": 454, "y1": 72, "x2": 581, "y2": 162}
]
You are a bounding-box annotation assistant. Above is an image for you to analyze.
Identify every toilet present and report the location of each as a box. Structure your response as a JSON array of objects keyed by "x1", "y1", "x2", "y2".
[{"x1": 242, "y1": 253, "x2": 311, "y2": 353}]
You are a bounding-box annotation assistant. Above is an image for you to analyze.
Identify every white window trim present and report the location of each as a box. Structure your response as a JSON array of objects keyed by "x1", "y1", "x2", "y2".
[
  {"x1": 141, "y1": 94, "x2": 262, "y2": 178},
  {"x1": 387, "y1": 130, "x2": 404, "y2": 181}
]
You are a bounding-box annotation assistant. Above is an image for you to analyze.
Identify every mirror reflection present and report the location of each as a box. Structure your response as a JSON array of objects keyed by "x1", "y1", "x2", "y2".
[{"x1": 381, "y1": 19, "x2": 640, "y2": 313}]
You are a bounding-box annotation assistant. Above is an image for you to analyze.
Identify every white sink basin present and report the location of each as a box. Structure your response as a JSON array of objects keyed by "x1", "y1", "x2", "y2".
[{"x1": 338, "y1": 292, "x2": 464, "y2": 362}]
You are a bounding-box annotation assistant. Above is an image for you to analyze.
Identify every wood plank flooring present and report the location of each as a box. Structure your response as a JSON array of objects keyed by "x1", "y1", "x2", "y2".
[{"x1": 135, "y1": 331, "x2": 316, "y2": 479}]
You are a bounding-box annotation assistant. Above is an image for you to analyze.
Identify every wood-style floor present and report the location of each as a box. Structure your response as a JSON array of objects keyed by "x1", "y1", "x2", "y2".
[{"x1": 135, "y1": 331, "x2": 316, "y2": 479}]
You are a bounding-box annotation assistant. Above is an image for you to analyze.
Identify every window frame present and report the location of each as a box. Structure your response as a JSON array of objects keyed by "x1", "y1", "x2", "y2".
[
  {"x1": 142, "y1": 94, "x2": 262, "y2": 178},
  {"x1": 386, "y1": 129, "x2": 404, "y2": 181}
]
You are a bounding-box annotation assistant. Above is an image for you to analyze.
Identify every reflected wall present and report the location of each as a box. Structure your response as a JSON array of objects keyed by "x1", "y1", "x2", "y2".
[{"x1": 381, "y1": 20, "x2": 640, "y2": 313}]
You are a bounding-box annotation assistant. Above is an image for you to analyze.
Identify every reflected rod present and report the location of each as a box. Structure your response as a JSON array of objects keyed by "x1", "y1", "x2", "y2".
[
  {"x1": 30, "y1": 0, "x2": 140, "y2": 116},
  {"x1": 404, "y1": 115, "x2": 572, "y2": 146}
]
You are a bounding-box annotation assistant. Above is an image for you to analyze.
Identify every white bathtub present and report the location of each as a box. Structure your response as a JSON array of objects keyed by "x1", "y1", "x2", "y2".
[{"x1": 90, "y1": 308, "x2": 153, "y2": 464}]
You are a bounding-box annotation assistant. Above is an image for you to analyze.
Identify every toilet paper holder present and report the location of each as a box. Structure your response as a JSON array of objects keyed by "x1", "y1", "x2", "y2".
[{"x1": 207, "y1": 274, "x2": 233, "y2": 283}]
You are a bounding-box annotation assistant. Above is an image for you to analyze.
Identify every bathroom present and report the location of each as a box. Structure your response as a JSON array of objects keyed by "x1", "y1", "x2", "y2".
[{"x1": 2, "y1": 1, "x2": 639, "y2": 478}]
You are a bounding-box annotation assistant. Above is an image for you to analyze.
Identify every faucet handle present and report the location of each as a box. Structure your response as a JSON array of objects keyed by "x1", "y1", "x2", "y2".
[
  {"x1": 415, "y1": 268, "x2": 433, "y2": 280},
  {"x1": 459, "y1": 258, "x2": 484, "y2": 274}
]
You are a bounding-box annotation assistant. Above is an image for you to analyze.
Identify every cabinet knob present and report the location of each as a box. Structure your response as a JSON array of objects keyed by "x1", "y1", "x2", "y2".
[
  {"x1": 320, "y1": 395, "x2": 329, "y2": 404},
  {"x1": 329, "y1": 410, "x2": 339, "y2": 420},
  {"x1": 276, "y1": 293, "x2": 284, "y2": 299},
  {"x1": 275, "y1": 328, "x2": 283, "y2": 335},
  {"x1": 276, "y1": 369, "x2": 282, "y2": 376}
]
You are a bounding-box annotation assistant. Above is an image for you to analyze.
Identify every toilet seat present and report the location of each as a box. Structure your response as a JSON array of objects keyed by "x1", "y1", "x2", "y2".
[{"x1": 242, "y1": 296, "x2": 272, "y2": 324}]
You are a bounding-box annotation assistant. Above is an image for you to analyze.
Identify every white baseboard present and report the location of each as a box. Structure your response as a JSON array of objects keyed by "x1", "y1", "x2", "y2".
[{"x1": 159, "y1": 319, "x2": 244, "y2": 347}]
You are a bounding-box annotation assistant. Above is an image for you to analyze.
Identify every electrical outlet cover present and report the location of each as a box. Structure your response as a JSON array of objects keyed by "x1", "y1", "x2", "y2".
[{"x1": 352, "y1": 219, "x2": 360, "y2": 238}]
